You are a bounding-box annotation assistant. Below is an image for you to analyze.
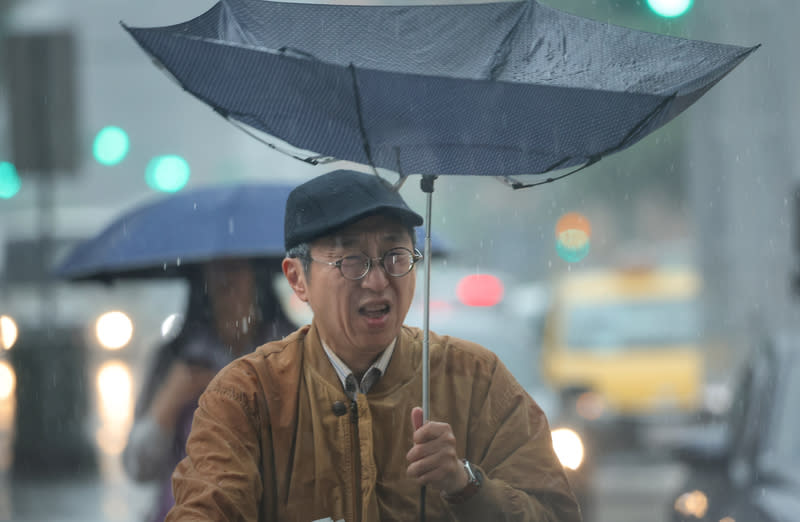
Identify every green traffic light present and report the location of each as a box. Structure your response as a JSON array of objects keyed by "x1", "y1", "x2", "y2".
[
  {"x1": 0, "y1": 162, "x2": 21, "y2": 199},
  {"x1": 145, "y1": 155, "x2": 190, "y2": 193},
  {"x1": 93, "y1": 126, "x2": 130, "y2": 166},
  {"x1": 646, "y1": 0, "x2": 693, "y2": 18}
]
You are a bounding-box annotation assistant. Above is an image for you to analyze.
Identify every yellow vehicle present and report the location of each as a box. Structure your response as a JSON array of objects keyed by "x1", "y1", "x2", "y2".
[{"x1": 540, "y1": 264, "x2": 704, "y2": 443}]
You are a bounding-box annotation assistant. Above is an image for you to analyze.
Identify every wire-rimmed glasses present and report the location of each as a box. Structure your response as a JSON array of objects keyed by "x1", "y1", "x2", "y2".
[{"x1": 310, "y1": 247, "x2": 423, "y2": 280}]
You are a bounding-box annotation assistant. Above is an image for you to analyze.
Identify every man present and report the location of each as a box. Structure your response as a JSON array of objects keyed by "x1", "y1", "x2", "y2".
[{"x1": 167, "y1": 170, "x2": 581, "y2": 521}]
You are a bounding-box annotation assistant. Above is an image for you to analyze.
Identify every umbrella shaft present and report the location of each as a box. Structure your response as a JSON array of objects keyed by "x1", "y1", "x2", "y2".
[
  {"x1": 421, "y1": 177, "x2": 435, "y2": 423},
  {"x1": 420, "y1": 177, "x2": 435, "y2": 522}
]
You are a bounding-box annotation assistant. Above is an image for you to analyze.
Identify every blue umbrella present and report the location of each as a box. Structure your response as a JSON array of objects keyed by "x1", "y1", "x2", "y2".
[
  {"x1": 56, "y1": 183, "x2": 293, "y2": 281},
  {"x1": 56, "y1": 182, "x2": 448, "y2": 282}
]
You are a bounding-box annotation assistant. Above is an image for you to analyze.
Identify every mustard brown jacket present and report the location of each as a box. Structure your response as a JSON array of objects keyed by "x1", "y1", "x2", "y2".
[{"x1": 167, "y1": 322, "x2": 581, "y2": 521}]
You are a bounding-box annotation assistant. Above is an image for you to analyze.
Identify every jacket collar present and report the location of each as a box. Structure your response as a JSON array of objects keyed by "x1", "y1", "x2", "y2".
[{"x1": 303, "y1": 321, "x2": 422, "y2": 397}]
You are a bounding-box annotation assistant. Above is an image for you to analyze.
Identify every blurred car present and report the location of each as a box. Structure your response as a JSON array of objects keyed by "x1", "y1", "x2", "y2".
[
  {"x1": 406, "y1": 262, "x2": 596, "y2": 520},
  {"x1": 666, "y1": 331, "x2": 800, "y2": 522},
  {"x1": 539, "y1": 263, "x2": 708, "y2": 451}
]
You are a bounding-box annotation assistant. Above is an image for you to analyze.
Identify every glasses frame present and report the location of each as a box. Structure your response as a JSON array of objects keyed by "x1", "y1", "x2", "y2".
[{"x1": 310, "y1": 247, "x2": 423, "y2": 281}]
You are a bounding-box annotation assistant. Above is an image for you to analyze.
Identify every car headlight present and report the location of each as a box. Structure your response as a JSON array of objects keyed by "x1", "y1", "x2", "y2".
[
  {"x1": 551, "y1": 427, "x2": 585, "y2": 470},
  {"x1": 95, "y1": 360, "x2": 133, "y2": 455},
  {"x1": 95, "y1": 311, "x2": 134, "y2": 350},
  {"x1": 1, "y1": 315, "x2": 18, "y2": 350},
  {"x1": 0, "y1": 360, "x2": 16, "y2": 400},
  {"x1": 673, "y1": 489, "x2": 708, "y2": 519}
]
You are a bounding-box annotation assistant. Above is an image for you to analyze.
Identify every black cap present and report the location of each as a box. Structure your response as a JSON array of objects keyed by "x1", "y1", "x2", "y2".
[{"x1": 284, "y1": 170, "x2": 423, "y2": 250}]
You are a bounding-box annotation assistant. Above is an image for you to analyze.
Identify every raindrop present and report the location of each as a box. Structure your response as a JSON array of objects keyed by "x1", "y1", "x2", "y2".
[{"x1": 176, "y1": 258, "x2": 181, "y2": 267}]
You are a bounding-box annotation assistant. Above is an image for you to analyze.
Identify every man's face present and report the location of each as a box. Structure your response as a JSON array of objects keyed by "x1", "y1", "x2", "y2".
[{"x1": 285, "y1": 215, "x2": 417, "y2": 359}]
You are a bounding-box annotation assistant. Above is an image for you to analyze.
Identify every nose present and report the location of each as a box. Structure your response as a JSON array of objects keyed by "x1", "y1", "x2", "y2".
[{"x1": 360, "y1": 258, "x2": 390, "y2": 291}]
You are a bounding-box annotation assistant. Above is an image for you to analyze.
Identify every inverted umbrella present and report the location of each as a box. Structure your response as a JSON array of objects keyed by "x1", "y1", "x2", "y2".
[
  {"x1": 122, "y1": 0, "x2": 756, "y2": 182},
  {"x1": 123, "y1": 1, "x2": 756, "y2": 516}
]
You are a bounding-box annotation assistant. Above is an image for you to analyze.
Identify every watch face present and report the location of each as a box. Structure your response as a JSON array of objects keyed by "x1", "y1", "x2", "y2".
[{"x1": 463, "y1": 460, "x2": 481, "y2": 489}]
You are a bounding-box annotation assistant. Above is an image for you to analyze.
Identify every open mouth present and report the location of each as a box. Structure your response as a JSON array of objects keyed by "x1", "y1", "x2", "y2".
[{"x1": 360, "y1": 304, "x2": 390, "y2": 318}]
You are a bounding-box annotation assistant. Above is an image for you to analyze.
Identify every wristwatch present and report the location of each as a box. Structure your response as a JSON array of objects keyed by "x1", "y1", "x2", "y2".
[{"x1": 441, "y1": 459, "x2": 482, "y2": 504}]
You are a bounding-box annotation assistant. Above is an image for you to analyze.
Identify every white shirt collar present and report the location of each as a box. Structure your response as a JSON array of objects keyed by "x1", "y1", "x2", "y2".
[{"x1": 321, "y1": 338, "x2": 396, "y2": 395}]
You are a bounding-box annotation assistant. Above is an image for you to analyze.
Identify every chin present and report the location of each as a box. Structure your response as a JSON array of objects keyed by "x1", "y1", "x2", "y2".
[{"x1": 361, "y1": 331, "x2": 397, "y2": 350}]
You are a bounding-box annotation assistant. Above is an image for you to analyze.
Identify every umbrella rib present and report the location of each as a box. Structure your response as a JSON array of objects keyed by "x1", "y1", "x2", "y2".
[
  {"x1": 348, "y1": 64, "x2": 379, "y2": 175},
  {"x1": 503, "y1": 157, "x2": 600, "y2": 189},
  {"x1": 608, "y1": 93, "x2": 677, "y2": 154},
  {"x1": 506, "y1": 92, "x2": 677, "y2": 189},
  {"x1": 227, "y1": 116, "x2": 339, "y2": 165}
]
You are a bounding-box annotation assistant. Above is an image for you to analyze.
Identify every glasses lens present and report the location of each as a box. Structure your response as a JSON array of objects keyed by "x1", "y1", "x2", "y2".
[
  {"x1": 383, "y1": 248, "x2": 414, "y2": 277},
  {"x1": 340, "y1": 255, "x2": 370, "y2": 280}
]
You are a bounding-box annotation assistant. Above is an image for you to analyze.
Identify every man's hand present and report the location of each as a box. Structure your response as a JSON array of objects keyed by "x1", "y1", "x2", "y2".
[{"x1": 406, "y1": 406, "x2": 468, "y2": 495}]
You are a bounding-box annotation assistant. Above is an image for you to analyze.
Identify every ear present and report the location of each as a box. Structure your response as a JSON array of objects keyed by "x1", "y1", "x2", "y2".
[{"x1": 282, "y1": 257, "x2": 309, "y2": 303}]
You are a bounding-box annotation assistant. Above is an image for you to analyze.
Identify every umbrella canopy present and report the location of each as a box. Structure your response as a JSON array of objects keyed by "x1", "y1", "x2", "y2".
[
  {"x1": 56, "y1": 183, "x2": 294, "y2": 281},
  {"x1": 56, "y1": 182, "x2": 448, "y2": 282},
  {"x1": 122, "y1": 0, "x2": 757, "y2": 181}
]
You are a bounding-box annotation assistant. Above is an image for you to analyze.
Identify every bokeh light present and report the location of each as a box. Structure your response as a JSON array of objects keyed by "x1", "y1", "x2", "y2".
[
  {"x1": 0, "y1": 361, "x2": 16, "y2": 400},
  {"x1": 673, "y1": 489, "x2": 709, "y2": 518},
  {"x1": 555, "y1": 212, "x2": 592, "y2": 263},
  {"x1": 95, "y1": 311, "x2": 133, "y2": 350},
  {"x1": 96, "y1": 361, "x2": 133, "y2": 455},
  {"x1": 575, "y1": 391, "x2": 607, "y2": 421},
  {"x1": 160, "y1": 313, "x2": 183, "y2": 338},
  {"x1": 551, "y1": 428, "x2": 585, "y2": 470},
  {"x1": 456, "y1": 274, "x2": 504, "y2": 307},
  {"x1": 0, "y1": 162, "x2": 21, "y2": 199},
  {"x1": 0, "y1": 316, "x2": 18, "y2": 350},
  {"x1": 92, "y1": 126, "x2": 130, "y2": 166},
  {"x1": 145, "y1": 154, "x2": 190, "y2": 192},
  {"x1": 646, "y1": 0, "x2": 693, "y2": 18}
]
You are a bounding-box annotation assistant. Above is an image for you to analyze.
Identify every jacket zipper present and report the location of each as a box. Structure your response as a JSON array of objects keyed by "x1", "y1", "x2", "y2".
[{"x1": 350, "y1": 398, "x2": 361, "y2": 522}]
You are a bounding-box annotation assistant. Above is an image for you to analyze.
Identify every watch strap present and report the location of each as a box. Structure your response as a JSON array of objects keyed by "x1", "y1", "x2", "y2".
[{"x1": 441, "y1": 459, "x2": 482, "y2": 504}]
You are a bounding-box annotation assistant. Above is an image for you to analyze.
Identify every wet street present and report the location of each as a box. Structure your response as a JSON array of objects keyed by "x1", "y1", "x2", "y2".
[{"x1": 593, "y1": 453, "x2": 686, "y2": 522}]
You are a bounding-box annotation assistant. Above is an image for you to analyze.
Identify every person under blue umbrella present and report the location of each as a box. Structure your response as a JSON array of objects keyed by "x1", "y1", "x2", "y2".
[{"x1": 122, "y1": 257, "x2": 296, "y2": 522}]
